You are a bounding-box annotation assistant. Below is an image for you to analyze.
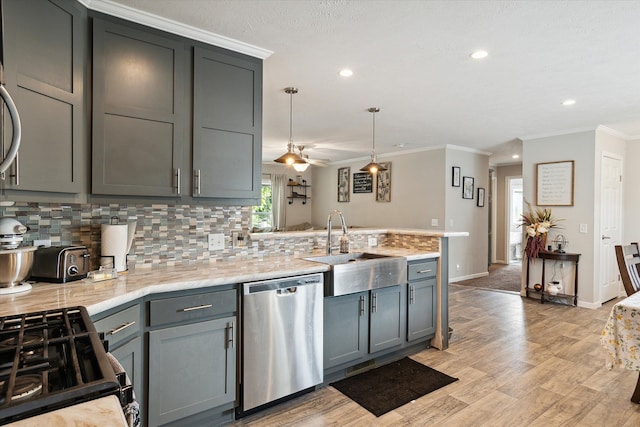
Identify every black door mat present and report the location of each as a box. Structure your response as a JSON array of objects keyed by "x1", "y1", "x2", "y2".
[{"x1": 331, "y1": 357, "x2": 458, "y2": 417}]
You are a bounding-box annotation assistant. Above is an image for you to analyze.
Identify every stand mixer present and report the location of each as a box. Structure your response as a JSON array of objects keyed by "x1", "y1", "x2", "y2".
[{"x1": 0, "y1": 217, "x2": 36, "y2": 294}]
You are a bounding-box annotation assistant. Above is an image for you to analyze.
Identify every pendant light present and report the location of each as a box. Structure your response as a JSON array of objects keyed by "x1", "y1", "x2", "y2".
[
  {"x1": 360, "y1": 107, "x2": 387, "y2": 174},
  {"x1": 274, "y1": 87, "x2": 307, "y2": 167}
]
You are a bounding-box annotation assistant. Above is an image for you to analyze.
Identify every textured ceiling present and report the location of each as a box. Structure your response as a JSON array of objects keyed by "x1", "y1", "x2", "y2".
[{"x1": 106, "y1": 0, "x2": 640, "y2": 166}]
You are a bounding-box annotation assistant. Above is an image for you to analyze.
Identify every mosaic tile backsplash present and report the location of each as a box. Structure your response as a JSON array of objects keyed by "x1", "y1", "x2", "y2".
[{"x1": 0, "y1": 202, "x2": 440, "y2": 270}]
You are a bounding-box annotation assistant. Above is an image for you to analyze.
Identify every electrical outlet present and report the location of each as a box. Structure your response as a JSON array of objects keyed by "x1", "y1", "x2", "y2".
[
  {"x1": 431, "y1": 218, "x2": 438, "y2": 227},
  {"x1": 579, "y1": 224, "x2": 587, "y2": 233},
  {"x1": 34, "y1": 239, "x2": 51, "y2": 247},
  {"x1": 368, "y1": 236, "x2": 378, "y2": 247},
  {"x1": 208, "y1": 233, "x2": 224, "y2": 251},
  {"x1": 231, "y1": 231, "x2": 245, "y2": 248}
]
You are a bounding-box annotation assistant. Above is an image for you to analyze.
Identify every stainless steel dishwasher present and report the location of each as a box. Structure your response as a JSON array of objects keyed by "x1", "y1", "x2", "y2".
[{"x1": 241, "y1": 273, "x2": 323, "y2": 413}]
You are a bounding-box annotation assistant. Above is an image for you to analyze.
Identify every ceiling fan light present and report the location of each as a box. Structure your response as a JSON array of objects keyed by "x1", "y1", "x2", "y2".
[{"x1": 293, "y1": 161, "x2": 310, "y2": 172}]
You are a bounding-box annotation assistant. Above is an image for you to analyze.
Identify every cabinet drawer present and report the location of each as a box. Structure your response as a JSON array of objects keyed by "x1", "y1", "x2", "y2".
[
  {"x1": 93, "y1": 304, "x2": 141, "y2": 349},
  {"x1": 150, "y1": 289, "x2": 236, "y2": 327},
  {"x1": 408, "y1": 260, "x2": 437, "y2": 280}
]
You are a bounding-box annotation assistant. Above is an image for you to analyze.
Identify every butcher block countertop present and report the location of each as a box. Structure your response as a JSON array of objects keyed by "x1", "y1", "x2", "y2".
[{"x1": 0, "y1": 247, "x2": 439, "y2": 317}]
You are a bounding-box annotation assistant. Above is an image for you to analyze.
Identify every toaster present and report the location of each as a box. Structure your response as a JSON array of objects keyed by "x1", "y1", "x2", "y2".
[{"x1": 31, "y1": 245, "x2": 91, "y2": 283}]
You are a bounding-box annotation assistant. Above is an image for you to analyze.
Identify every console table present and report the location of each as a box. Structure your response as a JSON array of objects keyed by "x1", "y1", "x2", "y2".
[{"x1": 525, "y1": 251, "x2": 581, "y2": 305}]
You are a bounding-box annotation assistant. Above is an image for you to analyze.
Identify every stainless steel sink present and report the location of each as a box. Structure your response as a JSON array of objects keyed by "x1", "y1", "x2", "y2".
[{"x1": 303, "y1": 252, "x2": 407, "y2": 296}]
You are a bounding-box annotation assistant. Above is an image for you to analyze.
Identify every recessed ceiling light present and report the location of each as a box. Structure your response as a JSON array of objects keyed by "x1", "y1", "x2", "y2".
[
  {"x1": 470, "y1": 50, "x2": 488, "y2": 60},
  {"x1": 562, "y1": 99, "x2": 576, "y2": 106},
  {"x1": 512, "y1": 154, "x2": 520, "y2": 159},
  {"x1": 339, "y1": 69, "x2": 353, "y2": 77}
]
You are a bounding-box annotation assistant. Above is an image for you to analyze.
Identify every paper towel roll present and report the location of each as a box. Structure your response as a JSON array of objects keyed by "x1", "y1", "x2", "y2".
[{"x1": 101, "y1": 224, "x2": 129, "y2": 272}]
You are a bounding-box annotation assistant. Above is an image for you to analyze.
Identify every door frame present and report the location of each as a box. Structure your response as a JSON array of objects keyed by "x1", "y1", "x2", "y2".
[{"x1": 505, "y1": 175, "x2": 523, "y2": 264}]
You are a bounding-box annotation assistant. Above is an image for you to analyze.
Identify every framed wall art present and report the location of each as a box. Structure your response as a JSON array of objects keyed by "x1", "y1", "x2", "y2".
[
  {"x1": 462, "y1": 176, "x2": 474, "y2": 199},
  {"x1": 536, "y1": 160, "x2": 574, "y2": 206},
  {"x1": 337, "y1": 167, "x2": 350, "y2": 202},
  {"x1": 477, "y1": 187, "x2": 485, "y2": 207},
  {"x1": 376, "y1": 162, "x2": 391, "y2": 202},
  {"x1": 452, "y1": 166, "x2": 461, "y2": 187}
]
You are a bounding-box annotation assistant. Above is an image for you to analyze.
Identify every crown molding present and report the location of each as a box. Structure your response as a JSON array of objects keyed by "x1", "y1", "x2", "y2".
[
  {"x1": 519, "y1": 126, "x2": 598, "y2": 141},
  {"x1": 445, "y1": 144, "x2": 493, "y2": 156},
  {"x1": 596, "y1": 125, "x2": 630, "y2": 140},
  {"x1": 78, "y1": 0, "x2": 273, "y2": 59}
]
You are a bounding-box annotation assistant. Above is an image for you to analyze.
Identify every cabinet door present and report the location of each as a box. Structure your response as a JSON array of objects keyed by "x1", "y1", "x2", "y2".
[
  {"x1": 407, "y1": 278, "x2": 436, "y2": 342},
  {"x1": 148, "y1": 317, "x2": 236, "y2": 426},
  {"x1": 1, "y1": 0, "x2": 85, "y2": 193},
  {"x1": 111, "y1": 336, "x2": 144, "y2": 416},
  {"x1": 192, "y1": 46, "x2": 262, "y2": 200},
  {"x1": 92, "y1": 19, "x2": 184, "y2": 197},
  {"x1": 324, "y1": 292, "x2": 368, "y2": 369},
  {"x1": 369, "y1": 285, "x2": 406, "y2": 353}
]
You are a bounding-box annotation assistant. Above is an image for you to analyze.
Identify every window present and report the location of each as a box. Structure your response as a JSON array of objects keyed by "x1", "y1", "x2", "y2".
[{"x1": 252, "y1": 176, "x2": 273, "y2": 229}]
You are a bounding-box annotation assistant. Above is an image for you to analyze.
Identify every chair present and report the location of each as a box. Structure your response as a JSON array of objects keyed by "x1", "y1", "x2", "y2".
[
  {"x1": 614, "y1": 243, "x2": 640, "y2": 403},
  {"x1": 614, "y1": 243, "x2": 640, "y2": 297}
]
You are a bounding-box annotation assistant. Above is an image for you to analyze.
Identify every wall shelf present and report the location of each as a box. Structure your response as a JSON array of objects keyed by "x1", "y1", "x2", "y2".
[{"x1": 287, "y1": 179, "x2": 310, "y2": 204}]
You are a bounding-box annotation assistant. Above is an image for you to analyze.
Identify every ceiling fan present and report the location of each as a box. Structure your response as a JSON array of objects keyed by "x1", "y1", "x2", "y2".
[{"x1": 296, "y1": 145, "x2": 329, "y2": 167}]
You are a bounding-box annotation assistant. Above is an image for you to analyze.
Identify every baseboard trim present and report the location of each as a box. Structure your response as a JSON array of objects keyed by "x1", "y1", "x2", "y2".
[{"x1": 450, "y1": 271, "x2": 488, "y2": 283}]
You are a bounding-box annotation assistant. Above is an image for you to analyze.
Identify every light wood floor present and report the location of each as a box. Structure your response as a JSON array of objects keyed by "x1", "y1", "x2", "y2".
[{"x1": 234, "y1": 285, "x2": 640, "y2": 426}]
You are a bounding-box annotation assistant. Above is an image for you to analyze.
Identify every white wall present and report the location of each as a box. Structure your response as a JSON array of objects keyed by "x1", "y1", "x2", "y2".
[
  {"x1": 522, "y1": 129, "x2": 626, "y2": 307},
  {"x1": 624, "y1": 138, "x2": 640, "y2": 242},
  {"x1": 445, "y1": 148, "x2": 490, "y2": 280},
  {"x1": 261, "y1": 163, "x2": 313, "y2": 227},
  {"x1": 311, "y1": 148, "x2": 446, "y2": 228}
]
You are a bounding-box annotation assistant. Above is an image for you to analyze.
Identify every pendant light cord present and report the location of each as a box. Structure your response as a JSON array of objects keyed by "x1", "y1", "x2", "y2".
[{"x1": 289, "y1": 90, "x2": 293, "y2": 147}]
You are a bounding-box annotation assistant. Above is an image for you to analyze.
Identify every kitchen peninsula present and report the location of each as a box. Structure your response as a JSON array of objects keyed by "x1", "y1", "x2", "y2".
[{"x1": 1, "y1": 229, "x2": 466, "y2": 426}]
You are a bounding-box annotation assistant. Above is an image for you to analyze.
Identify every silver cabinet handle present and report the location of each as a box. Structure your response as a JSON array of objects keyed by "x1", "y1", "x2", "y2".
[
  {"x1": 409, "y1": 285, "x2": 415, "y2": 304},
  {"x1": 176, "y1": 167, "x2": 181, "y2": 195},
  {"x1": 359, "y1": 295, "x2": 365, "y2": 316},
  {"x1": 371, "y1": 292, "x2": 377, "y2": 313},
  {"x1": 417, "y1": 269, "x2": 432, "y2": 274},
  {"x1": 177, "y1": 304, "x2": 212, "y2": 312},
  {"x1": 108, "y1": 321, "x2": 136, "y2": 336},
  {"x1": 227, "y1": 321, "x2": 234, "y2": 349},
  {"x1": 194, "y1": 169, "x2": 201, "y2": 195},
  {"x1": 10, "y1": 152, "x2": 19, "y2": 186}
]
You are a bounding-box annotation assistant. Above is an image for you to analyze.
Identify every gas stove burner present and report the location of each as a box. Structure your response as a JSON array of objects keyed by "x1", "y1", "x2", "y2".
[
  {"x1": 0, "y1": 334, "x2": 43, "y2": 349},
  {"x1": 0, "y1": 375, "x2": 43, "y2": 405},
  {"x1": 0, "y1": 283, "x2": 32, "y2": 295}
]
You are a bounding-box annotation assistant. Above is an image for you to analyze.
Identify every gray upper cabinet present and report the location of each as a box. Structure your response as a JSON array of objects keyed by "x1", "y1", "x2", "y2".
[
  {"x1": 92, "y1": 19, "x2": 184, "y2": 197},
  {"x1": 1, "y1": 0, "x2": 85, "y2": 193},
  {"x1": 192, "y1": 46, "x2": 262, "y2": 200}
]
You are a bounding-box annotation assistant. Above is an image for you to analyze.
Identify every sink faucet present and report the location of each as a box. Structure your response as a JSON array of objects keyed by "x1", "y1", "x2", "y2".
[{"x1": 327, "y1": 210, "x2": 348, "y2": 254}]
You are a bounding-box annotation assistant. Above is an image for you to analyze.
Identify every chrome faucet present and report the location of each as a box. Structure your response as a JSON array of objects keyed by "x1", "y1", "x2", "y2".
[{"x1": 327, "y1": 210, "x2": 348, "y2": 254}]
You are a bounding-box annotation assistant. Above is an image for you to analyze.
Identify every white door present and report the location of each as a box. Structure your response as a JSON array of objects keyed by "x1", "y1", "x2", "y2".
[{"x1": 600, "y1": 154, "x2": 623, "y2": 303}]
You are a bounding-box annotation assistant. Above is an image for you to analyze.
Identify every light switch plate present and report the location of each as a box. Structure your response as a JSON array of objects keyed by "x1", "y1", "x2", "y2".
[
  {"x1": 208, "y1": 233, "x2": 224, "y2": 251},
  {"x1": 579, "y1": 224, "x2": 587, "y2": 233},
  {"x1": 368, "y1": 236, "x2": 378, "y2": 247},
  {"x1": 431, "y1": 219, "x2": 438, "y2": 227},
  {"x1": 34, "y1": 239, "x2": 51, "y2": 248}
]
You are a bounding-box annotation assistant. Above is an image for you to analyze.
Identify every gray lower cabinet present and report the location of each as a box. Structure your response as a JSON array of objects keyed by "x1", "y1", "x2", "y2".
[
  {"x1": 1, "y1": 0, "x2": 85, "y2": 193},
  {"x1": 147, "y1": 289, "x2": 236, "y2": 427},
  {"x1": 369, "y1": 285, "x2": 406, "y2": 353},
  {"x1": 324, "y1": 285, "x2": 406, "y2": 370},
  {"x1": 192, "y1": 46, "x2": 262, "y2": 200},
  {"x1": 92, "y1": 304, "x2": 144, "y2": 421},
  {"x1": 407, "y1": 259, "x2": 437, "y2": 342},
  {"x1": 92, "y1": 18, "x2": 185, "y2": 197},
  {"x1": 324, "y1": 291, "x2": 368, "y2": 369}
]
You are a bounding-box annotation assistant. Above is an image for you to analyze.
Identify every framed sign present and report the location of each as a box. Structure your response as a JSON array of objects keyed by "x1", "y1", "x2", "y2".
[
  {"x1": 353, "y1": 172, "x2": 373, "y2": 193},
  {"x1": 452, "y1": 166, "x2": 461, "y2": 187},
  {"x1": 477, "y1": 187, "x2": 485, "y2": 207},
  {"x1": 462, "y1": 176, "x2": 474, "y2": 199},
  {"x1": 536, "y1": 160, "x2": 574, "y2": 206},
  {"x1": 338, "y1": 167, "x2": 350, "y2": 202},
  {"x1": 376, "y1": 162, "x2": 391, "y2": 202}
]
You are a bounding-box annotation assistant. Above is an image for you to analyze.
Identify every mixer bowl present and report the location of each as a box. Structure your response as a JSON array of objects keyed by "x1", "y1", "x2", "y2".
[{"x1": 0, "y1": 246, "x2": 37, "y2": 287}]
